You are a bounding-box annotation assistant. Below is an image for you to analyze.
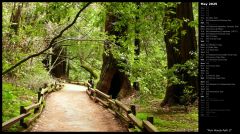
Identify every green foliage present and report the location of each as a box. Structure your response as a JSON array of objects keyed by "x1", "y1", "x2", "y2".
[
  {"x1": 2, "y1": 83, "x2": 37, "y2": 132},
  {"x1": 2, "y1": 3, "x2": 58, "y2": 131},
  {"x1": 163, "y1": 2, "x2": 198, "y2": 47},
  {"x1": 166, "y1": 52, "x2": 198, "y2": 86},
  {"x1": 130, "y1": 57, "x2": 167, "y2": 98},
  {"x1": 80, "y1": 63, "x2": 98, "y2": 79},
  {"x1": 20, "y1": 58, "x2": 55, "y2": 90},
  {"x1": 101, "y1": 3, "x2": 171, "y2": 102},
  {"x1": 180, "y1": 86, "x2": 196, "y2": 105},
  {"x1": 165, "y1": 52, "x2": 198, "y2": 104},
  {"x1": 2, "y1": 2, "x2": 198, "y2": 131},
  {"x1": 136, "y1": 106, "x2": 198, "y2": 132},
  {"x1": 60, "y1": 3, "x2": 106, "y2": 82}
]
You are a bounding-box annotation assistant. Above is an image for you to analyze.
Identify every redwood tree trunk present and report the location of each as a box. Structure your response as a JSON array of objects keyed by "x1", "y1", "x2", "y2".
[
  {"x1": 161, "y1": 2, "x2": 198, "y2": 106},
  {"x1": 134, "y1": 2, "x2": 141, "y2": 60},
  {"x1": 50, "y1": 46, "x2": 68, "y2": 79},
  {"x1": 10, "y1": 3, "x2": 23, "y2": 35},
  {"x1": 96, "y1": 12, "x2": 131, "y2": 99},
  {"x1": 133, "y1": 2, "x2": 141, "y2": 91},
  {"x1": 42, "y1": 46, "x2": 69, "y2": 79}
]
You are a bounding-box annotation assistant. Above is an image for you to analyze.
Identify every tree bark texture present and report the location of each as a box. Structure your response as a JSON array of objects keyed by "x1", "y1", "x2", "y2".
[
  {"x1": 50, "y1": 46, "x2": 68, "y2": 79},
  {"x1": 161, "y1": 2, "x2": 198, "y2": 106},
  {"x1": 10, "y1": 3, "x2": 23, "y2": 35},
  {"x1": 96, "y1": 12, "x2": 132, "y2": 99}
]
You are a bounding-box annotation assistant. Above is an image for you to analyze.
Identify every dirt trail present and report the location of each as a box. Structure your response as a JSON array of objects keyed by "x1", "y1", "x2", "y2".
[{"x1": 30, "y1": 83, "x2": 127, "y2": 132}]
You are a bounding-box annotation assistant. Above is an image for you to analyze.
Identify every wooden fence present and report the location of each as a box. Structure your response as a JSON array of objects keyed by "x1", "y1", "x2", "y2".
[
  {"x1": 69, "y1": 81, "x2": 88, "y2": 86},
  {"x1": 2, "y1": 82, "x2": 64, "y2": 131},
  {"x1": 2, "y1": 81, "x2": 158, "y2": 132},
  {"x1": 85, "y1": 83, "x2": 158, "y2": 132}
]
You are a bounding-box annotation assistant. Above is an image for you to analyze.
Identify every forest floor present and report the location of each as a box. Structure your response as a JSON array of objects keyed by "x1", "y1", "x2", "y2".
[
  {"x1": 121, "y1": 93, "x2": 198, "y2": 132},
  {"x1": 29, "y1": 83, "x2": 127, "y2": 132}
]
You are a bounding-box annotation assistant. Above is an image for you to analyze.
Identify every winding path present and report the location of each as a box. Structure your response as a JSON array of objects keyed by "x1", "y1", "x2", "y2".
[{"x1": 30, "y1": 83, "x2": 127, "y2": 132}]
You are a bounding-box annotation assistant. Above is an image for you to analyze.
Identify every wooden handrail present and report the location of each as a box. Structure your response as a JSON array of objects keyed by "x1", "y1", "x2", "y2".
[
  {"x1": 142, "y1": 120, "x2": 158, "y2": 132},
  {"x1": 96, "y1": 97, "x2": 108, "y2": 107},
  {"x1": 24, "y1": 94, "x2": 44, "y2": 112},
  {"x1": 2, "y1": 112, "x2": 31, "y2": 130},
  {"x1": 94, "y1": 89, "x2": 111, "y2": 99},
  {"x1": 2, "y1": 82, "x2": 62, "y2": 131},
  {"x1": 89, "y1": 87, "x2": 95, "y2": 93},
  {"x1": 85, "y1": 83, "x2": 158, "y2": 132},
  {"x1": 86, "y1": 89, "x2": 91, "y2": 96},
  {"x1": 87, "y1": 82, "x2": 92, "y2": 87},
  {"x1": 115, "y1": 110, "x2": 130, "y2": 123},
  {"x1": 127, "y1": 113, "x2": 143, "y2": 129},
  {"x1": 25, "y1": 104, "x2": 44, "y2": 127},
  {"x1": 107, "y1": 98, "x2": 115, "y2": 105},
  {"x1": 24, "y1": 103, "x2": 41, "y2": 113},
  {"x1": 70, "y1": 81, "x2": 86, "y2": 85},
  {"x1": 115, "y1": 100, "x2": 131, "y2": 113},
  {"x1": 41, "y1": 87, "x2": 48, "y2": 95}
]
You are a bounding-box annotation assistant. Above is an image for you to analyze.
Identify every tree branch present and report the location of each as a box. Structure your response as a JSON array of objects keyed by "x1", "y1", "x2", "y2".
[
  {"x1": 55, "y1": 38, "x2": 104, "y2": 46},
  {"x1": 47, "y1": 47, "x2": 64, "y2": 74},
  {"x1": 43, "y1": 53, "x2": 77, "y2": 59},
  {"x1": 2, "y1": 2, "x2": 92, "y2": 76}
]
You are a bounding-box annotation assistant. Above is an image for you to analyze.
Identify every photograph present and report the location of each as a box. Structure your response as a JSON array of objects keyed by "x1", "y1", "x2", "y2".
[{"x1": 2, "y1": 1, "x2": 237, "y2": 133}]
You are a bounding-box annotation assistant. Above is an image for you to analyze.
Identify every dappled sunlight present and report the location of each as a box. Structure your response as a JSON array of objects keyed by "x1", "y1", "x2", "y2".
[
  {"x1": 2, "y1": 2, "x2": 199, "y2": 132},
  {"x1": 62, "y1": 83, "x2": 87, "y2": 92}
]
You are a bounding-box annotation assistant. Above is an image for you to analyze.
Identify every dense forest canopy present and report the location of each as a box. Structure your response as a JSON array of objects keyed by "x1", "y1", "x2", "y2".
[
  {"x1": 2, "y1": 2, "x2": 198, "y2": 131},
  {"x1": 2, "y1": 1, "x2": 199, "y2": 103}
]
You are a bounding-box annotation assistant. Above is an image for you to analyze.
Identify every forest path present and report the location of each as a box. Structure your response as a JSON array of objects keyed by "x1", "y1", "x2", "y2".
[{"x1": 30, "y1": 83, "x2": 127, "y2": 132}]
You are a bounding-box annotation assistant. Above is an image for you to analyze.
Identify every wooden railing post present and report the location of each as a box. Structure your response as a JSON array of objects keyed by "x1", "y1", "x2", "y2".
[
  {"x1": 130, "y1": 104, "x2": 136, "y2": 116},
  {"x1": 20, "y1": 106, "x2": 27, "y2": 128},
  {"x1": 108, "y1": 95, "x2": 112, "y2": 108},
  {"x1": 91, "y1": 82, "x2": 94, "y2": 88},
  {"x1": 43, "y1": 83, "x2": 47, "y2": 88},
  {"x1": 34, "y1": 91, "x2": 41, "y2": 113},
  {"x1": 53, "y1": 83, "x2": 56, "y2": 91},
  {"x1": 93, "y1": 90, "x2": 97, "y2": 102},
  {"x1": 37, "y1": 89, "x2": 41, "y2": 102},
  {"x1": 133, "y1": 82, "x2": 140, "y2": 91},
  {"x1": 128, "y1": 122, "x2": 135, "y2": 130},
  {"x1": 143, "y1": 116, "x2": 154, "y2": 132},
  {"x1": 20, "y1": 106, "x2": 24, "y2": 126},
  {"x1": 117, "y1": 104, "x2": 120, "y2": 113},
  {"x1": 128, "y1": 105, "x2": 137, "y2": 130},
  {"x1": 147, "y1": 116, "x2": 154, "y2": 124},
  {"x1": 2, "y1": 83, "x2": 66, "y2": 131},
  {"x1": 87, "y1": 83, "x2": 90, "y2": 90},
  {"x1": 143, "y1": 116, "x2": 158, "y2": 132}
]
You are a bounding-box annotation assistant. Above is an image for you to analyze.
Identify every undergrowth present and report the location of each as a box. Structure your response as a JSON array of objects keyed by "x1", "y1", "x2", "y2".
[
  {"x1": 129, "y1": 94, "x2": 198, "y2": 132},
  {"x1": 2, "y1": 83, "x2": 38, "y2": 132}
]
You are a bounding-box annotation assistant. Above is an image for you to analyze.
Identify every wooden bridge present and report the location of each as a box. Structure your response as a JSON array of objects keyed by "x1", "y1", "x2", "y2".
[{"x1": 2, "y1": 81, "x2": 158, "y2": 132}]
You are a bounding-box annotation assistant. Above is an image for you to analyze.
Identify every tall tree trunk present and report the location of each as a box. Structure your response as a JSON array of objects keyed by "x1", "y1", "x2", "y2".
[
  {"x1": 134, "y1": 2, "x2": 141, "y2": 60},
  {"x1": 10, "y1": 3, "x2": 23, "y2": 35},
  {"x1": 133, "y1": 2, "x2": 141, "y2": 91},
  {"x1": 96, "y1": 11, "x2": 131, "y2": 99},
  {"x1": 66, "y1": 47, "x2": 70, "y2": 80},
  {"x1": 50, "y1": 46, "x2": 68, "y2": 79},
  {"x1": 42, "y1": 46, "x2": 68, "y2": 79},
  {"x1": 161, "y1": 2, "x2": 198, "y2": 106}
]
